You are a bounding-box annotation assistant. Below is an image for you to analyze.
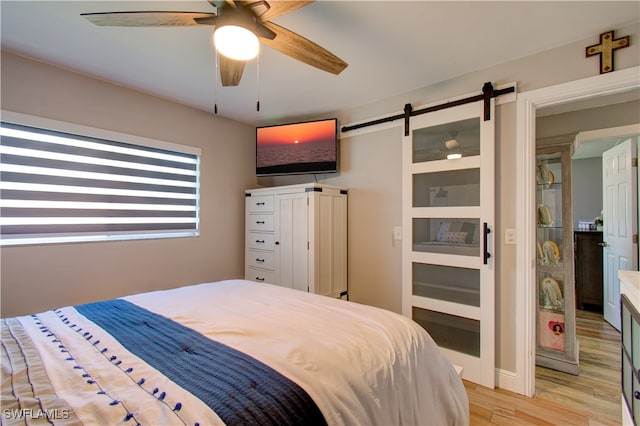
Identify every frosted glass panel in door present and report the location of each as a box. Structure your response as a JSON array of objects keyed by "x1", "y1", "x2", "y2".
[
  {"x1": 412, "y1": 117, "x2": 480, "y2": 163},
  {"x1": 413, "y1": 168, "x2": 480, "y2": 207},
  {"x1": 412, "y1": 218, "x2": 480, "y2": 256},
  {"x1": 412, "y1": 263, "x2": 480, "y2": 307},
  {"x1": 412, "y1": 307, "x2": 480, "y2": 357}
]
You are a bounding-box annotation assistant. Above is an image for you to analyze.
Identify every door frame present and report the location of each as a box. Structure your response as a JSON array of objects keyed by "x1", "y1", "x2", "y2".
[{"x1": 515, "y1": 66, "x2": 640, "y2": 397}]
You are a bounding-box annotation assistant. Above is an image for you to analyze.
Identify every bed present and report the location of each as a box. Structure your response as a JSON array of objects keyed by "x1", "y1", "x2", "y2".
[{"x1": 1, "y1": 279, "x2": 469, "y2": 425}]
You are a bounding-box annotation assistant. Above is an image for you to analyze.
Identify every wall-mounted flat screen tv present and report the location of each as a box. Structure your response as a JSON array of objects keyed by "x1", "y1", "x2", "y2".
[{"x1": 256, "y1": 118, "x2": 338, "y2": 176}]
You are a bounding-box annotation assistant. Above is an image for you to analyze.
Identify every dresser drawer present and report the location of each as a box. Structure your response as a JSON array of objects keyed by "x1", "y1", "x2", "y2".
[
  {"x1": 245, "y1": 267, "x2": 276, "y2": 285},
  {"x1": 246, "y1": 195, "x2": 274, "y2": 213},
  {"x1": 247, "y1": 251, "x2": 274, "y2": 270},
  {"x1": 247, "y1": 214, "x2": 275, "y2": 232},
  {"x1": 247, "y1": 232, "x2": 276, "y2": 251}
]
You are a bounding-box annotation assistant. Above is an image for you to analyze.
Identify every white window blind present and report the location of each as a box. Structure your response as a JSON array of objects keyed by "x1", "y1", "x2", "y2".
[{"x1": 0, "y1": 118, "x2": 200, "y2": 246}]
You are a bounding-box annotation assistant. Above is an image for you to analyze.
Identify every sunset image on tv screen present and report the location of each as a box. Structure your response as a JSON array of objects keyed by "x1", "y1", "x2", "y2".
[{"x1": 256, "y1": 119, "x2": 336, "y2": 175}]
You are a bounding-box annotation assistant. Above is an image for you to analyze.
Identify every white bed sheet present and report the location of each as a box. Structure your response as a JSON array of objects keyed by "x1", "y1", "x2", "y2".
[{"x1": 3, "y1": 279, "x2": 469, "y2": 425}]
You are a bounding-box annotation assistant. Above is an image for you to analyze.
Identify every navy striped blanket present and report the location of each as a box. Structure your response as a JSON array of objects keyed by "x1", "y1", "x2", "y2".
[{"x1": 75, "y1": 299, "x2": 327, "y2": 426}]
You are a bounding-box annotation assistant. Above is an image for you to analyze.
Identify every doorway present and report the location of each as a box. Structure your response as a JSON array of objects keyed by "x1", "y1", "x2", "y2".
[
  {"x1": 573, "y1": 128, "x2": 639, "y2": 330},
  {"x1": 533, "y1": 126, "x2": 638, "y2": 420},
  {"x1": 515, "y1": 66, "x2": 640, "y2": 397}
]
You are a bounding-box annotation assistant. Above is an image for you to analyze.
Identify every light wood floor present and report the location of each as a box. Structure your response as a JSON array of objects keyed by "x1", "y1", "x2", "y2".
[{"x1": 465, "y1": 310, "x2": 621, "y2": 425}]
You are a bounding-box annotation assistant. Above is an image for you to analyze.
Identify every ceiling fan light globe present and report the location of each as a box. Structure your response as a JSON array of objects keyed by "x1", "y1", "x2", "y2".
[
  {"x1": 214, "y1": 25, "x2": 259, "y2": 60},
  {"x1": 444, "y1": 138, "x2": 459, "y2": 150}
]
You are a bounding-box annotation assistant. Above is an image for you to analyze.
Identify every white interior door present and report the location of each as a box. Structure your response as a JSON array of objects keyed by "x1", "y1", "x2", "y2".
[
  {"x1": 602, "y1": 138, "x2": 638, "y2": 331},
  {"x1": 402, "y1": 100, "x2": 495, "y2": 387}
]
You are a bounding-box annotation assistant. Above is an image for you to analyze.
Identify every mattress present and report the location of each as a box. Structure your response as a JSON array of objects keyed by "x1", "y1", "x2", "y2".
[{"x1": 1, "y1": 279, "x2": 469, "y2": 425}]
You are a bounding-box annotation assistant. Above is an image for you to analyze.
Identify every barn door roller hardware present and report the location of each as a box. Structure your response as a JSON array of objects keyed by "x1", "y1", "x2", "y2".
[{"x1": 341, "y1": 82, "x2": 515, "y2": 136}]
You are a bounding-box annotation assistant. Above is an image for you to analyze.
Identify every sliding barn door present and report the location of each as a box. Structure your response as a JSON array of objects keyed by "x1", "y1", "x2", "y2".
[{"x1": 402, "y1": 100, "x2": 495, "y2": 387}]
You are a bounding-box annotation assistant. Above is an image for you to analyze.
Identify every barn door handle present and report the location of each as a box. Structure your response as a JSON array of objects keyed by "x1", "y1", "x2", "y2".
[{"x1": 483, "y1": 222, "x2": 492, "y2": 265}]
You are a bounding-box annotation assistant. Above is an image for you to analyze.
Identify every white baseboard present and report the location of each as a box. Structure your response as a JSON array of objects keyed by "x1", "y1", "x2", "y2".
[{"x1": 495, "y1": 368, "x2": 519, "y2": 393}]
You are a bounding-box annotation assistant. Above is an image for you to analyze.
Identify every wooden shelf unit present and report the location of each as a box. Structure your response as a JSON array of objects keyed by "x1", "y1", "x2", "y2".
[{"x1": 535, "y1": 134, "x2": 579, "y2": 375}]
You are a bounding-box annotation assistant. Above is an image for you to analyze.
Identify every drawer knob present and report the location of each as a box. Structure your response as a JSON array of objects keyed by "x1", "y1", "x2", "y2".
[{"x1": 635, "y1": 391, "x2": 640, "y2": 400}]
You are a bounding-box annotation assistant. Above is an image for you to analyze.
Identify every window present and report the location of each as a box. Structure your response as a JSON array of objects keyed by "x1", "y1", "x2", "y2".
[{"x1": 0, "y1": 112, "x2": 200, "y2": 246}]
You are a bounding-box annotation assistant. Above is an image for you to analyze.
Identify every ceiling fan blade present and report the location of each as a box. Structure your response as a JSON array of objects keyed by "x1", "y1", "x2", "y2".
[
  {"x1": 254, "y1": 20, "x2": 277, "y2": 40},
  {"x1": 252, "y1": 1, "x2": 313, "y2": 21},
  {"x1": 260, "y1": 21, "x2": 347, "y2": 75},
  {"x1": 209, "y1": 0, "x2": 235, "y2": 8},
  {"x1": 81, "y1": 11, "x2": 217, "y2": 27},
  {"x1": 219, "y1": 55, "x2": 246, "y2": 86}
]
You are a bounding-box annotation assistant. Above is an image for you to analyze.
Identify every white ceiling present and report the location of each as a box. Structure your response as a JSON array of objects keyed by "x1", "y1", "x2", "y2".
[{"x1": 1, "y1": 1, "x2": 639, "y2": 126}]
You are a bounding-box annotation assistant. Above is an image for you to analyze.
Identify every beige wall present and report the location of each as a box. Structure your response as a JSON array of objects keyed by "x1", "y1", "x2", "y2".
[
  {"x1": 537, "y1": 99, "x2": 640, "y2": 139},
  {"x1": 0, "y1": 51, "x2": 257, "y2": 317},
  {"x1": 261, "y1": 126, "x2": 404, "y2": 310}
]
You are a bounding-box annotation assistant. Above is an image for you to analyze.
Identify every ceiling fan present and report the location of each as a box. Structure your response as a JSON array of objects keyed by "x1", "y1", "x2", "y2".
[
  {"x1": 419, "y1": 132, "x2": 480, "y2": 160},
  {"x1": 81, "y1": 0, "x2": 348, "y2": 87}
]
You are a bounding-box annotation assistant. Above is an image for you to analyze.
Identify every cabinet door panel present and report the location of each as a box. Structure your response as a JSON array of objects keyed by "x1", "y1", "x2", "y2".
[{"x1": 276, "y1": 193, "x2": 308, "y2": 292}]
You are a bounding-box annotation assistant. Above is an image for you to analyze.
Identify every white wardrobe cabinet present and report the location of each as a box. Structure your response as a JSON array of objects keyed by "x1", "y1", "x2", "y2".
[{"x1": 244, "y1": 183, "x2": 348, "y2": 298}]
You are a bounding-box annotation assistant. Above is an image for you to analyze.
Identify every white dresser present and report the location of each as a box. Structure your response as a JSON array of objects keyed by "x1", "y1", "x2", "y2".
[{"x1": 244, "y1": 183, "x2": 348, "y2": 298}]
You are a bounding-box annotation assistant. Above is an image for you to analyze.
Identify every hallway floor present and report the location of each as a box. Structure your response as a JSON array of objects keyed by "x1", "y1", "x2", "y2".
[{"x1": 466, "y1": 309, "x2": 621, "y2": 425}]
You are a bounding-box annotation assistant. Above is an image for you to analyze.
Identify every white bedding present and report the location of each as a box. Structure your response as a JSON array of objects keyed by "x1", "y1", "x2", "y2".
[{"x1": 2, "y1": 279, "x2": 469, "y2": 425}]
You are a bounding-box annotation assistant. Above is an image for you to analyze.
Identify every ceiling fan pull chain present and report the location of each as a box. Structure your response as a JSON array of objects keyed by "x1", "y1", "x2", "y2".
[
  {"x1": 214, "y1": 50, "x2": 219, "y2": 114},
  {"x1": 256, "y1": 51, "x2": 260, "y2": 112}
]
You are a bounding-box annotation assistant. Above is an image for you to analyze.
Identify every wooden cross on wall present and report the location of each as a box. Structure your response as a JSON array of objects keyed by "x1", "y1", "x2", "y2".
[{"x1": 585, "y1": 30, "x2": 630, "y2": 74}]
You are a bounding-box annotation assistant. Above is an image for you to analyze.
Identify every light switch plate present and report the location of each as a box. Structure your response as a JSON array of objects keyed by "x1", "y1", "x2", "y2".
[
  {"x1": 505, "y1": 228, "x2": 516, "y2": 245},
  {"x1": 393, "y1": 226, "x2": 402, "y2": 241}
]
